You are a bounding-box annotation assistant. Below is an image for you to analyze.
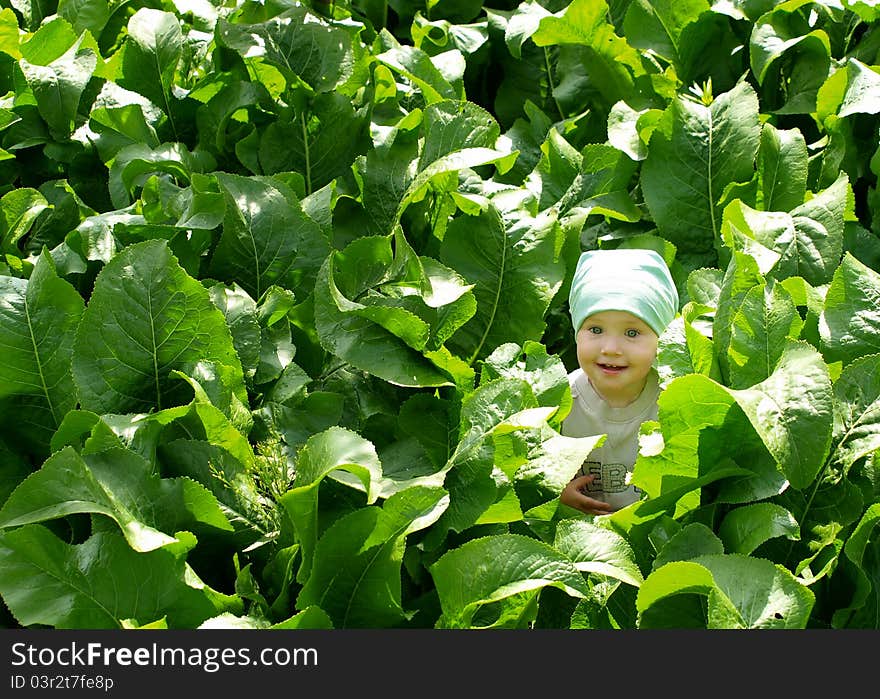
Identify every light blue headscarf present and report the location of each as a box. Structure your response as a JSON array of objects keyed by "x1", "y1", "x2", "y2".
[{"x1": 569, "y1": 249, "x2": 679, "y2": 337}]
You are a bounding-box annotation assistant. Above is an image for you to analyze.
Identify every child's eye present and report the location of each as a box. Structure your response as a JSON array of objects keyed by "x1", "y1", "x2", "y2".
[
  {"x1": 625, "y1": 328, "x2": 640, "y2": 338},
  {"x1": 588, "y1": 326, "x2": 602, "y2": 334}
]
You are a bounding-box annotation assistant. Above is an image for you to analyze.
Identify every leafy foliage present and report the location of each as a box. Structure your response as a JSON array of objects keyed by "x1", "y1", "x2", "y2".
[{"x1": 1, "y1": 0, "x2": 880, "y2": 630}]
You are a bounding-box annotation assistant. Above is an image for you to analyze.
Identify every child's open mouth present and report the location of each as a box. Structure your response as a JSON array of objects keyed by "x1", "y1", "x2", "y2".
[{"x1": 597, "y1": 363, "x2": 627, "y2": 374}]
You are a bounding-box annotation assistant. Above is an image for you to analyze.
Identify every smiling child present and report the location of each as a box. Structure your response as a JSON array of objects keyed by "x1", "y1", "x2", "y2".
[{"x1": 560, "y1": 248, "x2": 679, "y2": 515}]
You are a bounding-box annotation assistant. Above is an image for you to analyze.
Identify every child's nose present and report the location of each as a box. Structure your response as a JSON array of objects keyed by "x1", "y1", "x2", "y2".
[{"x1": 600, "y1": 335, "x2": 623, "y2": 354}]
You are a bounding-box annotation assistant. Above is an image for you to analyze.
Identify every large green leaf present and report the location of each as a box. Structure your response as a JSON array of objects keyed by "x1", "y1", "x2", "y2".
[
  {"x1": 480, "y1": 341, "x2": 572, "y2": 418},
  {"x1": 530, "y1": 0, "x2": 644, "y2": 110},
  {"x1": 376, "y1": 36, "x2": 462, "y2": 104},
  {"x1": 730, "y1": 341, "x2": 833, "y2": 490},
  {"x1": 429, "y1": 378, "x2": 538, "y2": 538},
  {"x1": 441, "y1": 204, "x2": 565, "y2": 363},
  {"x1": 0, "y1": 526, "x2": 241, "y2": 628},
  {"x1": 0, "y1": 187, "x2": 49, "y2": 254},
  {"x1": 296, "y1": 486, "x2": 448, "y2": 628},
  {"x1": 0, "y1": 446, "x2": 232, "y2": 551},
  {"x1": 258, "y1": 92, "x2": 369, "y2": 193},
  {"x1": 623, "y1": 0, "x2": 736, "y2": 86},
  {"x1": 209, "y1": 173, "x2": 330, "y2": 301},
  {"x1": 57, "y1": 0, "x2": 110, "y2": 38},
  {"x1": 720, "y1": 173, "x2": 848, "y2": 287},
  {"x1": 71, "y1": 239, "x2": 244, "y2": 413},
  {"x1": 314, "y1": 234, "x2": 471, "y2": 387},
  {"x1": 553, "y1": 518, "x2": 644, "y2": 586},
  {"x1": 430, "y1": 533, "x2": 589, "y2": 628},
  {"x1": 208, "y1": 283, "x2": 261, "y2": 383},
  {"x1": 820, "y1": 252, "x2": 880, "y2": 366},
  {"x1": 215, "y1": 6, "x2": 362, "y2": 93},
  {"x1": 632, "y1": 373, "x2": 784, "y2": 510},
  {"x1": 0, "y1": 251, "x2": 83, "y2": 456},
  {"x1": 19, "y1": 41, "x2": 96, "y2": 138},
  {"x1": 817, "y1": 58, "x2": 880, "y2": 123},
  {"x1": 829, "y1": 353, "x2": 880, "y2": 471},
  {"x1": 362, "y1": 100, "x2": 515, "y2": 235},
  {"x1": 757, "y1": 122, "x2": 808, "y2": 212},
  {"x1": 637, "y1": 554, "x2": 814, "y2": 628},
  {"x1": 717, "y1": 502, "x2": 800, "y2": 555},
  {"x1": 712, "y1": 249, "x2": 767, "y2": 384},
  {"x1": 279, "y1": 426, "x2": 383, "y2": 583},
  {"x1": 119, "y1": 9, "x2": 183, "y2": 133},
  {"x1": 726, "y1": 279, "x2": 803, "y2": 389},
  {"x1": 831, "y1": 503, "x2": 880, "y2": 628},
  {"x1": 641, "y1": 82, "x2": 761, "y2": 261},
  {"x1": 750, "y1": 2, "x2": 831, "y2": 113}
]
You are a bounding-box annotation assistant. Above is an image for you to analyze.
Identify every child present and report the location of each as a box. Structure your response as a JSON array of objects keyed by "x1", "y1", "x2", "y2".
[{"x1": 560, "y1": 248, "x2": 679, "y2": 515}]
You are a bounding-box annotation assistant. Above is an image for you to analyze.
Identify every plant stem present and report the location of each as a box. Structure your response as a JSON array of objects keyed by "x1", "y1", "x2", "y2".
[
  {"x1": 300, "y1": 110, "x2": 312, "y2": 195},
  {"x1": 543, "y1": 47, "x2": 565, "y2": 121}
]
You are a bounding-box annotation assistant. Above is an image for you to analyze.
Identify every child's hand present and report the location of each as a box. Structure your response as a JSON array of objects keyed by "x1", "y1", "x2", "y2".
[{"x1": 560, "y1": 474, "x2": 615, "y2": 515}]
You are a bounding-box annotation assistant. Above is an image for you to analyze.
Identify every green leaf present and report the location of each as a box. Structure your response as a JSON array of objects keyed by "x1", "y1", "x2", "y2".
[
  {"x1": 432, "y1": 378, "x2": 538, "y2": 536},
  {"x1": 730, "y1": 341, "x2": 833, "y2": 490},
  {"x1": 0, "y1": 526, "x2": 241, "y2": 628},
  {"x1": 554, "y1": 143, "x2": 640, "y2": 222},
  {"x1": 430, "y1": 533, "x2": 589, "y2": 628},
  {"x1": 514, "y1": 430, "x2": 604, "y2": 517},
  {"x1": 72, "y1": 239, "x2": 244, "y2": 413},
  {"x1": 757, "y1": 122, "x2": 808, "y2": 212},
  {"x1": 216, "y1": 7, "x2": 361, "y2": 94},
  {"x1": 296, "y1": 486, "x2": 448, "y2": 628},
  {"x1": 208, "y1": 282, "x2": 261, "y2": 383},
  {"x1": 721, "y1": 173, "x2": 847, "y2": 287},
  {"x1": 158, "y1": 439, "x2": 268, "y2": 546},
  {"x1": 107, "y1": 142, "x2": 212, "y2": 209},
  {"x1": 641, "y1": 82, "x2": 761, "y2": 260},
  {"x1": 553, "y1": 518, "x2": 644, "y2": 586},
  {"x1": 623, "y1": 0, "x2": 734, "y2": 85},
  {"x1": 376, "y1": 37, "x2": 461, "y2": 103},
  {"x1": 727, "y1": 279, "x2": 803, "y2": 389},
  {"x1": 19, "y1": 42, "x2": 97, "y2": 138},
  {"x1": 713, "y1": 249, "x2": 766, "y2": 383},
  {"x1": 258, "y1": 92, "x2": 369, "y2": 193},
  {"x1": 210, "y1": 173, "x2": 330, "y2": 301},
  {"x1": 820, "y1": 252, "x2": 880, "y2": 366},
  {"x1": 750, "y1": 7, "x2": 830, "y2": 84},
  {"x1": 314, "y1": 235, "x2": 465, "y2": 387},
  {"x1": 829, "y1": 353, "x2": 880, "y2": 471},
  {"x1": 0, "y1": 7, "x2": 23, "y2": 54},
  {"x1": 531, "y1": 0, "x2": 644, "y2": 109},
  {"x1": 718, "y1": 503, "x2": 800, "y2": 554},
  {"x1": 632, "y1": 374, "x2": 783, "y2": 509},
  {"x1": 87, "y1": 83, "x2": 163, "y2": 164},
  {"x1": 0, "y1": 446, "x2": 231, "y2": 551},
  {"x1": 279, "y1": 427, "x2": 383, "y2": 583},
  {"x1": 363, "y1": 99, "x2": 508, "y2": 235},
  {"x1": 57, "y1": 0, "x2": 109, "y2": 38},
  {"x1": 120, "y1": 9, "x2": 183, "y2": 124},
  {"x1": 441, "y1": 205, "x2": 565, "y2": 363},
  {"x1": 480, "y1": 341, "x2": 572, "y2": 417},
  {"x1": 0, "y1": 187, "x2": 49, "y2": 254},
  {"x1": 637, "y1": 554, "x2": 814, "y2": 628},
  {"x1": 831, "y1": 502, "x2": 880, "y2": 628},
  {"x1": 749, "y1": 2, "x2": 830, "y2": 113},
  {"x1": 652, "y1": 523, "x2": 724, "y2": 569},
  {"x1": 0, "y1": 251, "x2": 83, "y2": 456},
  {"x1": 816, "y1": 58, "x2": 880, "y2": 123}
]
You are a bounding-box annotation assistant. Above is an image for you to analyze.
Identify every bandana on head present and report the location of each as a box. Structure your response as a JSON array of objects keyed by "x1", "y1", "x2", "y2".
[{"x1": 568, "y1": 248, "x2": 679, "y2": 337}]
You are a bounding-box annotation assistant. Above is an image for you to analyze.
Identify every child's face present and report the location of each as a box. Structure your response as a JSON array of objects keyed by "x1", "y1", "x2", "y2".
[{"x1": 575, "y1": 309, "x2": 659, "y2": 408}]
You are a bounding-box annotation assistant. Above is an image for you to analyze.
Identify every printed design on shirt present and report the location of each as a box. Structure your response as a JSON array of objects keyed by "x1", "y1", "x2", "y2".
[{"x1": 578, "y1": 460, "x2": 637, "y2": 494}]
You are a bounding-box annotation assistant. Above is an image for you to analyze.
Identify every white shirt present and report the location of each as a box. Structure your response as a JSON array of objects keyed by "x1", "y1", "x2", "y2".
[{"x1": 561, "y1": 367, "x2": 660, "y2": 511}]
